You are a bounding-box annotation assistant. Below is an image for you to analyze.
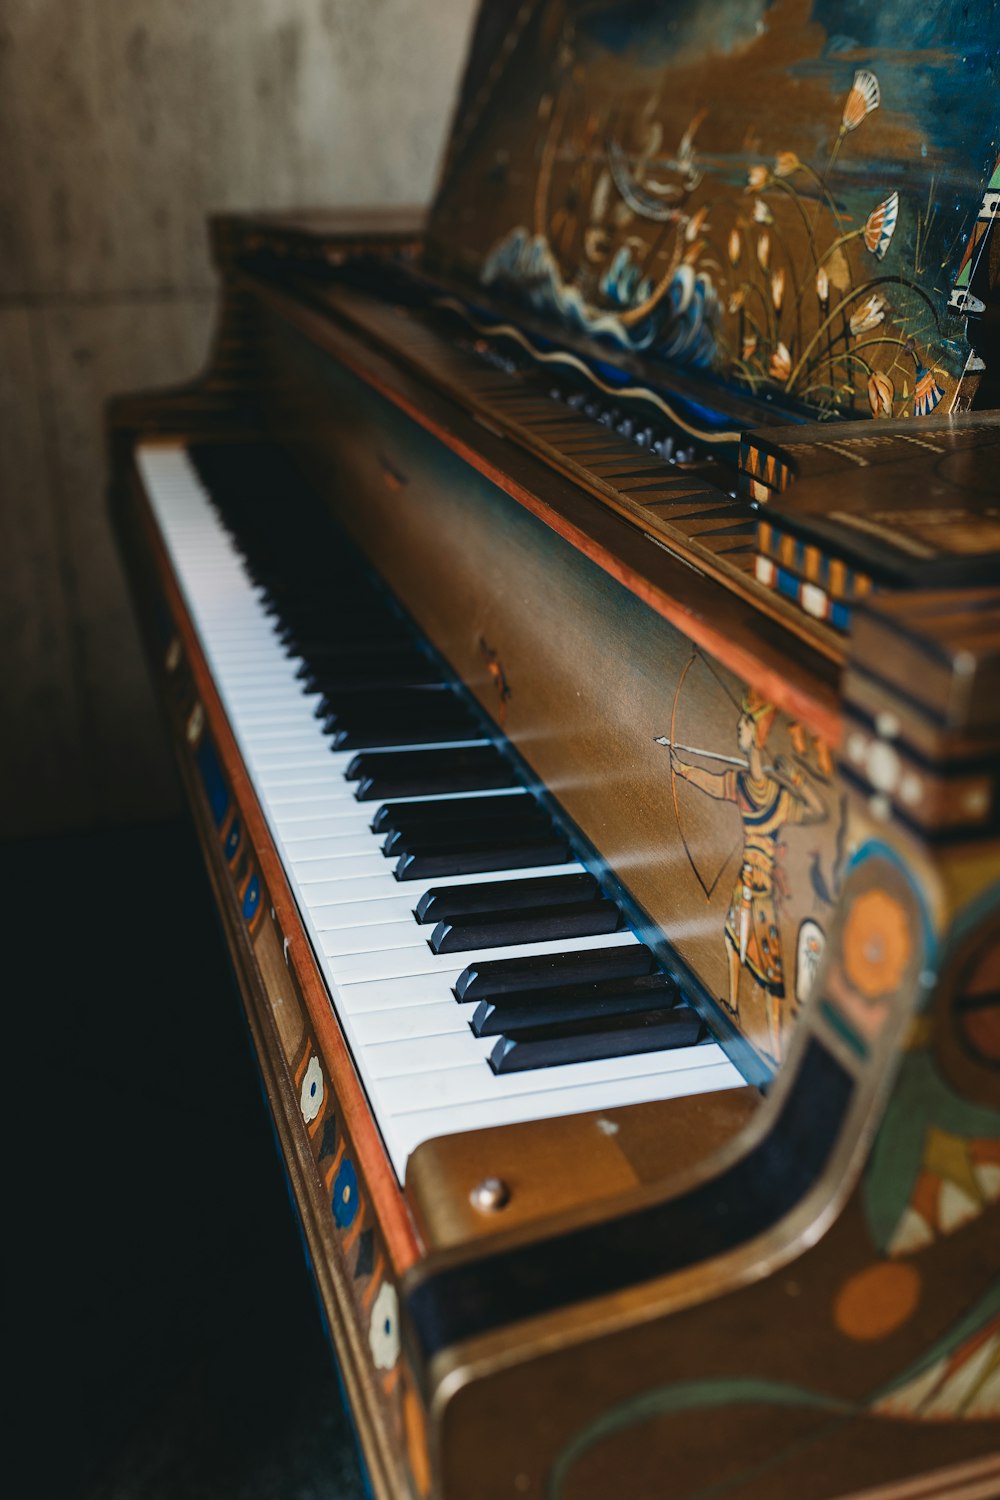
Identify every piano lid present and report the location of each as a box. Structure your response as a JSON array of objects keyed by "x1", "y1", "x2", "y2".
[{"x1": 426, "y1": 0, "x2": 999, "y2": 427}]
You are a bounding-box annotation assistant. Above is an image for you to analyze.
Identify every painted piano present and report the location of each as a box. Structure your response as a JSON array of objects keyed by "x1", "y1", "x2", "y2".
[{"x1": 109, "y1": 2, "x2": 1000, "y2": 1496}]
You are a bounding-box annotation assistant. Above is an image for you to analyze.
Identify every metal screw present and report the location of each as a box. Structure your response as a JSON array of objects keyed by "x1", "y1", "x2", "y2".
[{"x1": 470, "y1": 1176, "x2": 510, "y2": 1213}]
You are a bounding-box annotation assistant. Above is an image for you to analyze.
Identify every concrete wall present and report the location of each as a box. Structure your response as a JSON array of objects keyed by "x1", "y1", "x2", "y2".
[{"x1": 1, "y1": 0, "x2": 478, "y2": 838}]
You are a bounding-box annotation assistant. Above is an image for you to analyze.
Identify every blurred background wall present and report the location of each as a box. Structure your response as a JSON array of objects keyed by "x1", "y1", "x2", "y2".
[{"x1": 0, "y1": 0, "x2": 478, "y2": 839}]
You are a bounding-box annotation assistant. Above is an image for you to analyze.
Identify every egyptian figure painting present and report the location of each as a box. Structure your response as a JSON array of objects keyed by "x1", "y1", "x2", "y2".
[
  {"x1": 429, "y1": 0, "x2": 999, "y2": 424},
  {"x1": 660, "y1": 689, "x2": 826, "y2": 1059},
  {"x1": 652, "y1": 652, "x2": 841, "y2": 1067}
]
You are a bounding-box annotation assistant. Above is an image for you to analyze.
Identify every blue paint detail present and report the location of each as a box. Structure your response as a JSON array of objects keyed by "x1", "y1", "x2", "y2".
[
  {"x1": 332, "y1": 1159, "x2": 359, "y2": 1230},
  {"x1": 195, "y1": 734, "x2": 229, "y2": 828},
  {"x1": 225, "y1": 817, "x2": 241, "y2": 862},
  {"x1": 775, "y1": 565, "x2": 799, "y2": 601},
  {"x1": 242, "y1": 873, "x2": 261, "y2": 923},
  {"x1": 831, "y1": 600, "x2": 851, "y2": 631},
  {"x1": 592, "y1": 358, "x2": 631, "y2": 386},
  {"x1": 588, "y1": 358, "x2": 752, "y2": 439}
]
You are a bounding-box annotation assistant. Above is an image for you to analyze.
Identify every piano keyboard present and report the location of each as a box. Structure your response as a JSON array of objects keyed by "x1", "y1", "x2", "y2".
[{"x1": 138, "y1": 440, "x2": 742, "y2": 1178}]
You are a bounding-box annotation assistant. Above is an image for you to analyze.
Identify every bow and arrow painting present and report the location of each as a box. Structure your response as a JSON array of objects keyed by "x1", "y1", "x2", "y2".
[{"x1": 654, "y1": 652, "x2": 842, "y2": 1065}]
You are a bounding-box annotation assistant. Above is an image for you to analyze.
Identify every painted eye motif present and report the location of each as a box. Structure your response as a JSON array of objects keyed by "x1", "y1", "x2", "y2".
[
  {"x1": 369, "y1": 1282, "x2": 400, "y2": 1371},
  {"x1": 299, "y1": 1055, "x2": 324, "y2": 1124}
]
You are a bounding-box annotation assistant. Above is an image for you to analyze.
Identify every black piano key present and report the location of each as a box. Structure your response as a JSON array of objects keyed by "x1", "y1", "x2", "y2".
[
  {"x1": 296, "y1": 641, "x2": 423, "y2": 668},
  {"x1": 267, "y1": 581, "x2": 387, "y2": 606},
  {"x1": 370, "y1": 791, "x2": 532, "y2": 835},
  {"x1": 469, "y1": 972, "x2": 675, "y2": 1036},
  {"x1": 282, "y1": 584, "x2": 392, "y2": 606},
  {"x1": 349, "y1": 746, "x2": 518, "y2": 801},
  {"x1": 300, "y1": 654, "x2": 439, "y2": 694},
  {"x1": 489, "y1": 1005, "x2": 704, "y2": 1073},
  {"x1": 454, "y1": 944, "x2": 656, "y2": 1002},
  {"x1": 314, "y1": 667, "x2": 447, "y2": 698},
  {"x1": 382, "y1": 808, "x2": 549, "y2": 857},
  {"x1": 329, "y1": 718, "x2": 482, "y2": 751},
  {"x1": 429, "y1": 899, "x2": 621, "y2": 954},
  {"x1": 275, "y1": 600, "x2": 401, "y2": 630},
  {"x1": 287, "y1": 628, "x2": 409, "y2": 658},
  {"x1": 316, "y1": 684, "x2": 452, "y2": 721},
  {"x1": 321, "y1": 692, "x2": 469, "y2": 728},
  {"x1": 347, "y1": 745, "x2": 513, "y2": 783},
  {"x1": 323, "y1": 696, "x2": 481, "y2": 750},
  {"x1": 292, "y1": 637, "x2": 416, "y2": 666},
  {"x1": 394, "y1": 835, "x2": 569, "y2": 880},
  {"x1": 414, "y1": 872, "x2": 597, "y2": 924},
  {"x1": 269, "y1": 586, "x2": 391, "y2": 611}
]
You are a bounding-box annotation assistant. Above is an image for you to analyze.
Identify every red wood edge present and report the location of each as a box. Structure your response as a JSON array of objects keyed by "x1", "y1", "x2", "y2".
[
  {"x1": 129, "y1": 457, "x2": 422, "y2": 1275},
  {"x1": 249, "y1": 273, "x2": 843, "y2": 747}
]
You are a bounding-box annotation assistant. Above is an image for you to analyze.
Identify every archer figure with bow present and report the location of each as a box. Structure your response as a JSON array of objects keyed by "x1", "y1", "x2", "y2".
[{"x1": 656, "y1": 688, "x2": 826, "y2": 1062}]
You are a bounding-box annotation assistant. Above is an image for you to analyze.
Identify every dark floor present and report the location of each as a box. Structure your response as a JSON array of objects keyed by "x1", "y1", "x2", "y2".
[{"x1": 8, "y1": 817, "x2": 367, "y2": 1500}]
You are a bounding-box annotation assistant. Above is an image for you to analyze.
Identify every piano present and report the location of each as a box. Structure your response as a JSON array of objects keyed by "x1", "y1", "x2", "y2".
[{"x1": 108, "y1": 3, "x2": 1000, "y2": 1496}]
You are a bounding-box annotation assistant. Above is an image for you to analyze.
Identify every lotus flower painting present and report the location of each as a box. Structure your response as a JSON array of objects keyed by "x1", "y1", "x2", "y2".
[{"x1": 428, "y1": 0, "x2": 999, "y2": 424}]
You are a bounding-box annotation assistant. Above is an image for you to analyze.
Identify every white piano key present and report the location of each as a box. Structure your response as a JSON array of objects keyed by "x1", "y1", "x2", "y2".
[
  {"x1": 383, "y1": 1043, "x2": 732, "y2": 1113},
  {"x1": 274, "y1": 786, "x2": 527, "y2": 820},
  {"x1": 264, "y1": 779, "x2": 358, "y2": 807},
  {"x1": 319, "y1": 918, "x2": 438, "y2": 958},
  {"x1": 255, "y1": 756, "x2": 359, "y2": 784},
  {"x1": 255, "y1": 741, "x2": 486, "y2": 783},
  {"x1": 334, "y1": 969, "x2": 486, "y2": 1014},
  {"x1": 303, "y1": 863, "x2": 583, "y2": 914},
  {"x1": 351, "y1": 1000, "x2": 464, "y2": 1046},
  {"x1": 266, "y1": 792, "x2": 364, "y2": 819},
  {"x1": 289, "y1": 852, "x2": 394, "y2": 882},
  {"x1": 249, "y1": 749, "x2": 342, "y2": 771},
  {"x1": 306, "y1": 865, "x2": 582, "y2": 928},
  {"x1": 284, "y1": 831, "x2": 389, "y2": 861},
  {"x1": 327, "y1": 929, "x2": 638, "y2": 987},
  {"x1": 230, "y1": 710, "x2": 328, "y2": 734},
  {"x1": 273, "y1": 816, "x2": 379, "y2": 845},
  {"x1": 367, "y1": 1032, "x2": 493, "y2": 1077},
  {"x1": 240, "y1": 725, "x2": 340, "y2": 747}
]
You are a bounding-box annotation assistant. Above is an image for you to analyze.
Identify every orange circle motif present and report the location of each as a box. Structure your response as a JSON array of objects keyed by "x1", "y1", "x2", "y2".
[
  {"x1": 834, "y1": 1261, "x2": 922, "y2": 1341},
  {"x1": 842, "y1": 887, "x2": 912, "y2": 999}
]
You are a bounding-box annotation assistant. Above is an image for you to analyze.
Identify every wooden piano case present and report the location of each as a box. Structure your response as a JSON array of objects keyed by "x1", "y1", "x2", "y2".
[{"x1": 109, "y1": 3, "x2": 1000, "y2": 1496}]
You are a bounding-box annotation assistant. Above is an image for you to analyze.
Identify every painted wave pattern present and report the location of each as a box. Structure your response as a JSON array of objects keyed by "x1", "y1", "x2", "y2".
[{"x1": 481, "y1": 227, "x2": 720, "y2": 372}]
